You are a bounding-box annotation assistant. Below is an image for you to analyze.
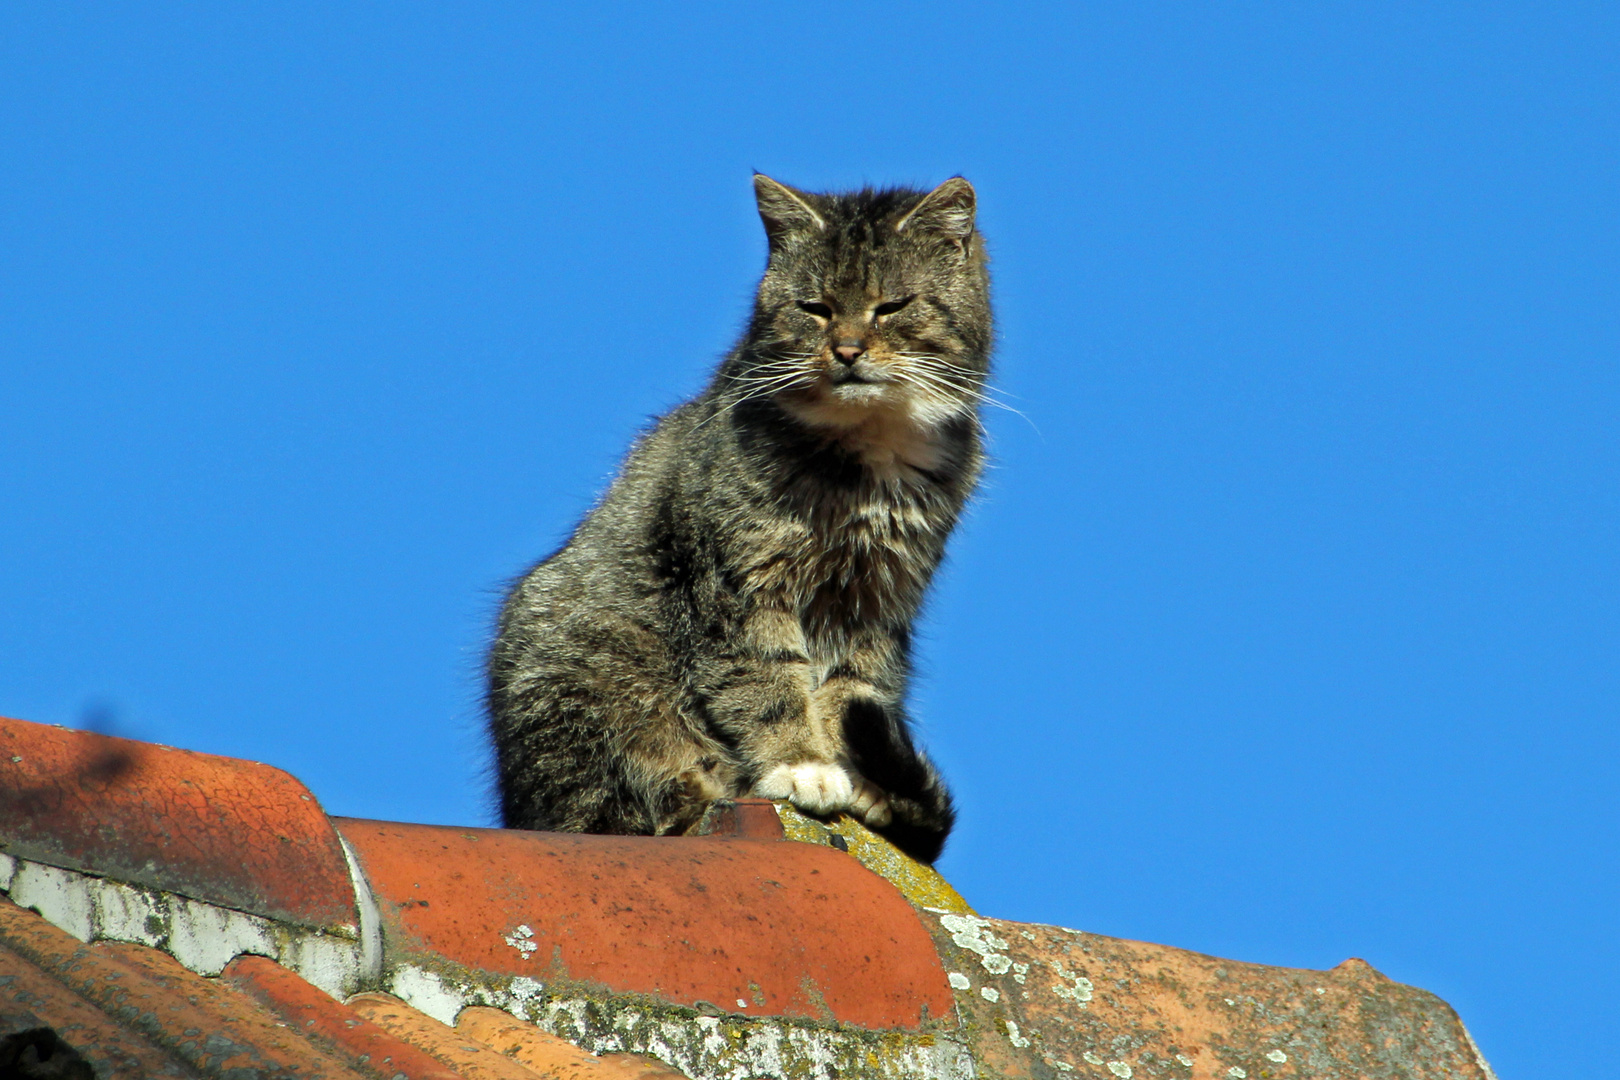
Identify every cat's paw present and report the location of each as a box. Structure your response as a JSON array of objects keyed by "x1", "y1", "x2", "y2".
[
  {"x1": 849, "y1": 776, "x2": 893, "y2": 827},
  {"x1": 755, "y1": 762, "x2": 854, "y2": 815}
]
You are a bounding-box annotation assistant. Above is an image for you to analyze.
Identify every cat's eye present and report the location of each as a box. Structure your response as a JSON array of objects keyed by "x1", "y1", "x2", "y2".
[
  {"x1": 796, "y1": 300, "x2": 833, "y2": 319},
  {"x1": 873, "y1": 296, "x2": 914, "y2": 317}
]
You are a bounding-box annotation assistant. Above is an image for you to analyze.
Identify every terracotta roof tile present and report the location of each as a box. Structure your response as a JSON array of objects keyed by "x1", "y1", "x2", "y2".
[
  {"x1": 1, "y1": 934, "x2": 202, "y2": 1079},
  {"x1": 0, "y1": 896, "x2": 367, "y2": 1078},
  {"x1": 336, "y1": 816, "x2": 954, "y2": 1030},
  {"x1": 222, "y1": 954, "x2": 464, "y2": 1080},
  {"x1": 455, "y1": 1006, "x2": 685, "y2": 1080},
  {"x1": 0, "y1": 714, "x2": 355, "y2": 932},
  {"x1": 924, "y1": 911, "x2": 1493, "y2": 1080},
  {"x1": 346, "y1": 993, "x2": 544, "y2": 1080},
  {"x1": 0, "y1": 712, "x2": 1498, "y2": 1080}
]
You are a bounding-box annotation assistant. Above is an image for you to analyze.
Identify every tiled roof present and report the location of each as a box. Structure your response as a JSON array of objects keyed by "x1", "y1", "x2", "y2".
[{"x1": 0, "y1": 713, "x2": 1498, "y2": 1080}]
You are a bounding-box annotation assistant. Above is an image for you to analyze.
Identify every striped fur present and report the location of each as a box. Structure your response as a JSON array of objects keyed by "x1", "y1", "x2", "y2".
[{"x1": 487, "y1": 176, "x2": 991, "y2": 862}]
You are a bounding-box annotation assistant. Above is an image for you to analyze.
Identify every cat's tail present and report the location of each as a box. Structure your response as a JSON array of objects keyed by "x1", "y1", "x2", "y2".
[{"x1": 844, "y1": 699, "x2": 957, "y2": 864}]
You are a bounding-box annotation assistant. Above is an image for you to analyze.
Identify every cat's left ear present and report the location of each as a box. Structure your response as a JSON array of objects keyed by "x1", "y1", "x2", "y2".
[
  {"x1": 895, "y1": 177, "x2": 977, "y2": 241},
  {"x1": 754, "y1": 174, "x2": 826, "y2": 249}
]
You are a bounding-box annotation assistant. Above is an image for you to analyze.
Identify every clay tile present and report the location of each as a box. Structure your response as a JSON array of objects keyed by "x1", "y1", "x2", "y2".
[
  {"x1": 457, "y1": 1006, "x2": 688, "y2": 1079},
  {"x1": 0, "y1": 711, "x2": 1500, "y2": 1080},
  {"x1": 1, "y1": 938, "x2": 196, "y2": 1078},
  {"x1": 0, "y1": 714, "x2": 355, "y2": 931},
  {"x1": 222, "y1": 954, "x2": 465, "y2": 1080},
  {"x1": 348, "y1": 993, "x2": 549, "y2": 1080},
  {"x1": 0, "y1": 896, "x2": 370, "y2": 1078},
  {"x1": 336, "y1": 818, "x2": 955, "y2": 1031},
  {"x1": 922, "y1": 912, "x2": 1497, "y2": 1080}
]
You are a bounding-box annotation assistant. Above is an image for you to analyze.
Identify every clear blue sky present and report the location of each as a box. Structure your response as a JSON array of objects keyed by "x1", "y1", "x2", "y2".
[{"x1": 3, "y1": 6, "x2": 1613, "y2": 1075}]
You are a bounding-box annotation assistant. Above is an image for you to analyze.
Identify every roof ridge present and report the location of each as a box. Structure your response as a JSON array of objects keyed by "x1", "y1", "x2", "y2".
[{"x1": 0, "y1": 710, "x2": 1498, "y2": 1080}]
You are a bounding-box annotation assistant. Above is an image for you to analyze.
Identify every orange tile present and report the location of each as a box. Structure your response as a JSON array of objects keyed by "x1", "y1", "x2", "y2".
[
  {"x1": 223, "y1": 955, "x2": 464, "y2": 1080},
  {"x1": 0, "y1": 714, "x2": 355, "y2": 931},
  {"x1": 347, "y1": 993, "x2": 542, "y2": 1080},
  {"x1": 925, "y1": 913, "x2": 1494, "y2": 1080},
  {"x1": 0, "y1": 897, "x2": 366, "y2": 1078},
  {"x1": 457, "y1": 1007, "x2": 687, "y2": 1080},
  {"x1": 337, "y1": 818, "x2": 954, "y2": 1030},
  {"x1": 0, "y1": 938, "x2": 197, "y2": 1078}
]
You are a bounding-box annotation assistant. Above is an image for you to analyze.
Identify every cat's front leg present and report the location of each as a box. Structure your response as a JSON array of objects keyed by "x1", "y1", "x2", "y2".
[
  {"x1": 701, "y1": 607, "x2": 839, "y2": 792},
  {"x1": 702, "y1": 607, "x2": 883, "y2": 820},
  {"x1": 796, "y1": 633, "x2": 912, "y2": 829}
]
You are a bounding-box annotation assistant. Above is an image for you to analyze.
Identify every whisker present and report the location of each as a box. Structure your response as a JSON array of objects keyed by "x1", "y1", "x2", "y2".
[
  {"x1": 726, "y1": 371, "x2": 813, "y2": 397},
  {"x1": 722, "y1": 371, "x2": 814, "y2": 394},
  {"x1": 884, "y1": 372, "x2": 992, "y2": 434},
  {"x1": 891, "y1": 366, "x2": 1039, "y2": 433},
  {"x1": 695, "y1": 369, "x2": 816, "y2": 430},
  {"x1": 894, "y1": 353, "x2": 996, "y2": 382},
  {"x1": 721, "y1": 364, "x2": 815, "y2": 390},
  {"x1": 896, "y1": 365, "x2": 999, "y2": 402},
  {"x1": 895, "y1": 354, "x2": 1025, "y2": 406}
]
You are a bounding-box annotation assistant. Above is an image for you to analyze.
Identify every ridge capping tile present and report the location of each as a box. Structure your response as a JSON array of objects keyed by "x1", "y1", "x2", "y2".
[
  {"x1": 335, "y1": 817, "x2": 956, "y2": 1032},
  {"x1": 0, "y1": 714, "x2": 357, "y2": 932}
]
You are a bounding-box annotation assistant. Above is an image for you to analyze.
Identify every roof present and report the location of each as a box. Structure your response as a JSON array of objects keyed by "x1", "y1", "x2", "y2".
[{"x1": 0, "y1": 713, "x2": 1498, "y2": 1080}]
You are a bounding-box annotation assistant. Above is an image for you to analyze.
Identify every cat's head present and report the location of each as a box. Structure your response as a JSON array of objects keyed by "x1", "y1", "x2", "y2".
[{"x1": 736, "y1": 176, "x2": 992, "y2": 433}]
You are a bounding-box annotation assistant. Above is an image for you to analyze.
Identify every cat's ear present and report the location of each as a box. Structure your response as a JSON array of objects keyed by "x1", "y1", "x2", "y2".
[
  {"x1": 754, "y1": 174, "x2": 825, "y2": 248},
  {"x1": 896, "y1": 177, "x2": 977, "y2": 240}
]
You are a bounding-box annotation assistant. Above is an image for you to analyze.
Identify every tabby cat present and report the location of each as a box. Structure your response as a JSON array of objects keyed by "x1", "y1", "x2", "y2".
[{"x1": 487, "y1": 174, "x2": 991, "y2": 862}]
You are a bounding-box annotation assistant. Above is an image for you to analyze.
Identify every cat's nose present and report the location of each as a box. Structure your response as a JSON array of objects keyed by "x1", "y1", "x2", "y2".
[{"x1": 835, "y1": 341, "x2": 866, "y2": 365}]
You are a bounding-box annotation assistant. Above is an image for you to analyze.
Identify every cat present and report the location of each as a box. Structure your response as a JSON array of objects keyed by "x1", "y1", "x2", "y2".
[{"x1": 486, "y1": 174, "x2": 991, "y2": 863}]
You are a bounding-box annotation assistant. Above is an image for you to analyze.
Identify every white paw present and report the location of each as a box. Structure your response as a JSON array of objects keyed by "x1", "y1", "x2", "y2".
[
  {"x1": 755, "y1": 762, "x2": 854, "y2": 815},
  {"x1": 850, "y1": 777, "x2": 893, "y2": 828}
]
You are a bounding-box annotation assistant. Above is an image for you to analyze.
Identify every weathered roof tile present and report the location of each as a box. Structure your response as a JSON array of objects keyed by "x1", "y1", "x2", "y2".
[
  {"x1": 455, "y1": 1006, "x2": 686, "y2": 1080},
  {"x1": 1, "y1": 936, "x2": 203, "y2": 1079},
  {"x1": 346, "y1": 993, "x2": 544, "y2": 1080},
  {"x1": 924, "y1": 911, "x2": 1492, "y2": 1080},
  {"x1": 223, "y1": 954, "x2": 464, "y2": 1080},
  {"x1": 0, "y1": 712, "x2": 1497, "y2": 1080},
  {"x1": 0, "y1": 714, "x2": 356, "y2": 933},
  {"x1": 0, "y1": 896, "x2": 368, "y2": 1078},
  {"x1": 336, "y1": 817, "x2": 956, "y2": 1031}
]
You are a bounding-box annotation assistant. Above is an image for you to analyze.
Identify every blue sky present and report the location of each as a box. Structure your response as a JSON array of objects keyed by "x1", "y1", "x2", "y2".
[{"x1": 3, "y1": 5, "x2": 1614, "y2": 1075}]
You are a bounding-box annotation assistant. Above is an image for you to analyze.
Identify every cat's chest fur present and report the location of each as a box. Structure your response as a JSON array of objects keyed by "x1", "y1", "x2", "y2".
[
  {"x1": 784, "y1": 400, "x2": 950, "y2": 480},
  {"x1": 734, "y1": 472, "x2": 948, "y2": 641}
]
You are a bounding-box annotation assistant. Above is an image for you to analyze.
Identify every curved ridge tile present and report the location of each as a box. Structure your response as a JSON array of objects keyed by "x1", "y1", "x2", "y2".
[
  {"x1": 335, "y1": 818, "x2": 955, "y2": 1031},
  {"x1": 0, "y1": 714, "x2": 355, "y2": 932}
]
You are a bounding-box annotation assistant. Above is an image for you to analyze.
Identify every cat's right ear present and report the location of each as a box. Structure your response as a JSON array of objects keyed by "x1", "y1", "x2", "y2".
[
  {"x1": 895, "y1": 177, "x2": 977, "y2": 241},
  {"x1": 754, "y1": 174, "x2": 825, "y2": 249}
]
